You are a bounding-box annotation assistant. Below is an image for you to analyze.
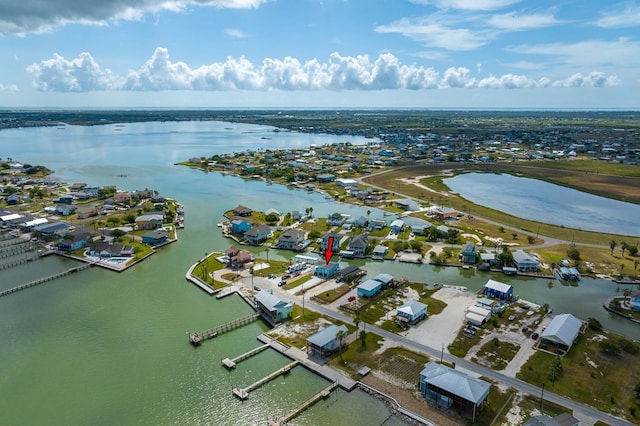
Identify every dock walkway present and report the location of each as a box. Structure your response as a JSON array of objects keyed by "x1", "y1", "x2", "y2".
[
  {"x1": 222, "y1": 344, "x2": 269, "y2": 369},
  {"x1": 232, "y1": 360, "x2": 299, "y2": 400},
  {"x1": 0, "y1": 263, "x2": 92, "y2": 298},
  {"x1": 189, "y1": 312, "x2": 261, "y2": 346},
  {"x1": 268, "y1": 382, "x2": 337, "y2": 426}
]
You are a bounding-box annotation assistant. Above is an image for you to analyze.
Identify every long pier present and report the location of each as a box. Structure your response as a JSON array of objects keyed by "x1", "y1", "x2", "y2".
[
  {"x1": 189, "y1": 313, "x2": 260, "y2": 346},
  {"x1": 222, "y1": 344, "x2": 270, "y2": 369},
  {"x1": 232, "y1": 360, "x2": 299, "y2": 400},
  {"x1": 0, "y1": 263, "x2": 92, "y2": 298},
  {"x1": 268, "y1": 382, "x2": 338, "y2": 425}
]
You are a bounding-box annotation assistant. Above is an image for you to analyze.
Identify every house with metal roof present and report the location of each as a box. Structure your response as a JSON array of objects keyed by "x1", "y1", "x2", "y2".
[
  {"x1": 461, "y1": 242, "x2": 477, "y2": 264},
  {"x1": 373, "y1": 273, "x2": 394, "y2": 286},
  {"x1": 255, "y1": 290, "x2": 292, "y2": 325},
  {"x1": 314, "y1": 262, "x2": 340, "y2": 278},
  {"x1": 539, "y1": 313, "x2": 584, "y2": 355},
  {"x1": 512, "y1": 250, "x2": 540, "y2": 271},
  {"x1": 357, "y1": 279, "x2": 383, "y2": 298},
  {"x1": 306, "y1": 324, "x2": 348, "y2": 358},
  {"x1": 141, "y1": 231, "x2": 169, "y2": 246},
  {"x1": 397, "y1": 301, "x2": 427, "y2": 325},
  {"x1": 482, "y1": 279, "x2": 514, "y2": 301},
  {"x1": 419, "y1": 362, "x2": 490, "y2": 421}
]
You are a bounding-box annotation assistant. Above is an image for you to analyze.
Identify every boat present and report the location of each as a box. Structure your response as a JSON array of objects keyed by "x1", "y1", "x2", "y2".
[{"x1": 217, "y1": 223, "x2": 223, "y2": 228}]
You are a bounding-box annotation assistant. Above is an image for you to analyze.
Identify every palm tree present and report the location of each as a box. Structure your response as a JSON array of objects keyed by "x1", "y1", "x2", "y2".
[
  {"x1": 623, "y1": 288, "x2": 632, "y2": 304},
  {"x1": 621, "y1": 241, "x2": 629, "y2": 257},
  {"x1": 610, "y1": 240, "x2": 617, "y2": 255},
  {"x1": 309, "y1": 207, "x2": 313, "y2": 218},
  {"x1": 336, "y1": 329, "x2": 346, "y2": 362}
]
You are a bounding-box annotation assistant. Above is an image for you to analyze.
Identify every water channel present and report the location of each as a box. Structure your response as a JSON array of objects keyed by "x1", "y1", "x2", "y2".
[{"x1": 0, "y1": 121, "x2": 637, "y2": 425}]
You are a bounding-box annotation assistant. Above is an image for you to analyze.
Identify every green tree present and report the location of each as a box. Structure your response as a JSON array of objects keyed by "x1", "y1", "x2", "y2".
[
  {"x1": 587, "y1": 317, "x2": 603, "y2": 331},
  {"x1": 527, "y1": 235, "x2": 535, "y2": 244},
  {"x1": 336, "y1": 329, "x2": 346, "y2": 362},
  {"x1": 610, "y1": 240, "x2": 618, "y2": 255},
  {"x1": 621, "y1": 241, "x2": 629, "y2": 257},
  {"x1": 567, "y1": 247, "x2": 581, "y2": 262},
  {"x1": 111, "y1": 228, "x2": 125, "y2": 242},
  {"x1": 549, "y1": 356, "x2": 562, "y2": 383}
]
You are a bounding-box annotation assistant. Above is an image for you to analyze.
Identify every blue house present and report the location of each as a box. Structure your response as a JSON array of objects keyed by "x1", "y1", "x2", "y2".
[
  {"x1": 483, "y1": 279, "x2": 514, "y2": 301},
  {"x1": 57, "y1": 231, "x2": 90, "y2": 252},
  {"x1": 420, "y1": 362, "x2": 490, "y2": 421},
  {"x1": 357, "y1": 279, "x2": 383, "y2": 298},
  {"x1": 316, "y1": 173, "x2": 335, "y2": 183},
  {"x1": 230, "y1": 219, "x2": 252, "y2": 235},
  {"x1": 373, "y1": 273, "x2": 394, "y2": 287},
  {"x1": 255, "y1": 290, "x2": 292, "y2": 325},
  {"x1": 306, "y1": 324, "x2": 348, "y2": 358},
  {"x1": 390, "y1": 219, "x2": 406, "y2": 233},
  {"x1": 142, "y1": 231, "x2": 169, "y2": 246},
  {"x1": 244, "y1": 224, "x2": 271, "y2": 245},
  {"x1": 630, "y1": 291, "x2": 640, "y2": 312},
  {"x1": 397, "y1": 301, "x2": 428, "y2": 325},
  {"x1": 461, "y1": 242, "x2": 477, "y2": 264},
  {"x1": 315, "y1": 262, "x2": 340, "y2": 278},
  {"x1": 321, "y1": 233, "x2": 341, "y2": 252}
]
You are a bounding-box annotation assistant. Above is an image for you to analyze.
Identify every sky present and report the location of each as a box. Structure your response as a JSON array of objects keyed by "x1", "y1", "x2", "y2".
[{"x1": 0, "y1": 0, "x2": 639, "y2": 109}]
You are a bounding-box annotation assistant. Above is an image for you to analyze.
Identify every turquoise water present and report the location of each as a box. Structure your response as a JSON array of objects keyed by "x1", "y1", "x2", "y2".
[{"x1": 0, "y1": 121, "x2": 637, "y2": 425}]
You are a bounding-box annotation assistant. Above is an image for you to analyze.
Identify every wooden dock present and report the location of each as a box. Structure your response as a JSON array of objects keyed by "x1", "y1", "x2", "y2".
[
  {"x1": 268, "y1": 382, "x2": 338, "y2": 425},
  {"x1": 0, "y1": 263, "x2": 92, "y2": 298},
  {"x1": 189, "y1": 313, "x2": 260, "y2": 346},
  {"x1": 222, "y1": 344, "x2": 269, "y2": 369},
  {"x1": 232, "y1": 360, "x2": 299, "y2": 400}
]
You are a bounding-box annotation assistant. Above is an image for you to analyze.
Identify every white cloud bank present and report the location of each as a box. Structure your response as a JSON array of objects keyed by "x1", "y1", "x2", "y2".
[
  {"x1": 0, "y1": 0, "x2": 266, "y2": 35},
  {"x1": 0, "y1": 84, "x2": 19, "y2": 93},
  {"x1": 26, "y1": 48, "x2": 619, "y2": 93}
]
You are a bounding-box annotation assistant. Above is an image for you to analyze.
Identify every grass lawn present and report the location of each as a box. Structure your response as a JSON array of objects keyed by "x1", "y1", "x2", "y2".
[
  {"x1": 326, "y1": 332, "x2": 385, "y2": 378},
  {"x1": 311, "y1": 284, "x2": 350, "y2": 303},
  {"x1": 473, "y1": 338, "x2": 520, "y2": 370},
  {"x1": 517, "y1": 328, "x2": 640, "y2": 422},
  {"x1": 474, "y1": 385, "x2": 516, "y2": 426},
  {"x1": 539, "y1": 244, "x2": 640, "y2": 279},
  {"x1": 448, "y1": 328, "x2": 484, "y2": 357},
  {"x1": 283, "y1": 274, "x2": 313, "y2": 290}
]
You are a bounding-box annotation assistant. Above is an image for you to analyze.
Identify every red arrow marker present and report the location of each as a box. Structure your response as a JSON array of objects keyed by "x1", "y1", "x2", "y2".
[{"x1": 324, "y1": 236, "x2": 335, "y2": 265}]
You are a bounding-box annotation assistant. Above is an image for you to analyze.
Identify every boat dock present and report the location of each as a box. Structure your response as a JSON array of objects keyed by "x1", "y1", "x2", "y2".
[
  {"x1": 268, "y1": 382, "x2": 338, "y2": 426},
  {"x1": 215, "y1": 286, "x2": 238, "y2": 299},
  {"x1": 189, "y1": 313, "x2": 261, "y2": 346},
  {"x1": 0, "y1": 263, "x2": 92, "y2": 298},
  {"x1": 232, "y1": 360, "x2": 299, "y2": 400},
  {"x1": 222, "y1": 344, "x2": 270, "y2": 369}
]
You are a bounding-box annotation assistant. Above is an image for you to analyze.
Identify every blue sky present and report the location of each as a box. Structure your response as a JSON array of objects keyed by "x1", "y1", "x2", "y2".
[{"x1": 0, "y1": 0, "x2": 639, "y2": 109}]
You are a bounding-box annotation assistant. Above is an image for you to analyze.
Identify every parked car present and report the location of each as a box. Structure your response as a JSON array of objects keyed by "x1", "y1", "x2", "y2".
[
  {"x1": 531, "y1": 332, "x2": 539, "y2": 340},
  {"x1": 278, "y1": 280, "x2": 286, "y2": 287},
  {"x1": 348, "y1": 296, "x2": 356, "y2": 302},
  {"x1": 508, "y1": 315, "x2": 515, "y2": 321},
  {"x1": 522, "y1": 326, "x2": 529, "y2": 333}
]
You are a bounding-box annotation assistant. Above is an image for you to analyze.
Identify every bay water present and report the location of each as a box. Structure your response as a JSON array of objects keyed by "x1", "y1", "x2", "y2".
[{"x1": 0, "y1": 121, "x2": 637, "y2": 425}]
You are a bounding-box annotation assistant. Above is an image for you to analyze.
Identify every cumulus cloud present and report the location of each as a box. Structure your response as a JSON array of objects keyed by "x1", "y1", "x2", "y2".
[
  {"x1": 27, "y1": 47, "x2": 619, "y2": 93},
  {"x1": 0, "y1": 84, "x2": 19, "y2": 93},
  {"x1": 0, "y1": 0, "x2": 266, "y2": 35},
  {"x1": 410, "y1": 0, "x2": 520, "y2": 11}
]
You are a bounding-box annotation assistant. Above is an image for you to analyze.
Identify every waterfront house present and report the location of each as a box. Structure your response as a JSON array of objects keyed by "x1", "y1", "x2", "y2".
[
  {"x1": 55, "y1": 195, "x2": 74, "y2": 204},
  {"x1": 349, "y1": 215, "x2": 368, "y2": 228},
  {"x1": 141, "y1": 231, "x2": 169, "y2": 246},
  {"x1": 57, "y1": 231, "x2": 90, "y2": 252},
  {"x1": 233, "y1": 205, "x2": 253, "y2": 217},
  {"x1": 135, "y1": 214, "x2": 164, "y2": 230},
  {"x1": 357, "y1": 279, "x2": 382, "y2": 298},
  {"x1": 321, "y1": 232, "x2": 342, "y2": 252},
  {"x1": 480, "y1": 253, "x2": 501, "y2": 268},
  {"x1": 539, "y1": 313, "x2": 584, "y2": 355},
  {"x1": 630, "y1": 291, "x2": 640, "y2": 312},
  {"x1": 70, "y1": 183, "x2": 87, "y2": 192},
  {"x1": 433, "y1": 207, "x2": 459, "y2": 221},
  {"x1": 347, "y1": 234, "x2": 368, "y2": 256},
  {"x1": 482, "y1": 279, "x2": 514, "y2": 301},
  {"x1": 368, "y1": 219, "x2": 386, "y2": 231},
  {"x1": 264, "y1": 208, "x2": 281, "y2": 218},
  {"x1": 230, "y1": 219, "x2": 252, "y2": 235},
  {"x1": 390, "y1": 219, "x2": 406, "y2": 234},
  {"x1": 335, "y1": 178, "x2": 358, "y2": 188},
  {"x1": 394, "y1": 198, "x2": 418, "y2": 211},
  {"x1": 225, "y1": 246, "x2": 254, "y2": 269},
  {"x1": 254, "y1": 290, "x2": 292, "y2": 325},
  {"x1": 314, "y1": 262, "x2": 340, "y2": 278},
  {"x1": 276, "y1": 229, "x2": 305, "y2": 250},
  {"x1": 396, "y1": 301, "x2": 427, "y2": 325},
  {"x1": 461, "y1": 242, "x2": 477, "y2": 264},
  {"x1": 88, "y1": 242, "x2": 134, "y2": 258},
  {"x1": 512, "y1": 250, "x2": 540, "y2": 271},
  {"x1": 244, "y1": 224, "x2": 272, "y2": 245},
  {"x1": 327, "y1": 213, "x2": 347, "y2": 226},
  {"x1": 419, "y1": 362, "x2": 490, "y2": 421},
  {"x1": 337, "y1": 265, "x2": 362, "y2": 282},
  {"x1": 114, "y1": 192, "x2": 131, "y2": 205},
  {"x1": 306, "y1": 324, "x2": 348, "y2": 358},
  {"x1": 373, "y1": 273, "x2": 394, "y2": 287},
  {"x1": 372, "y1": 245, "x2": 388, "y2": 260}
]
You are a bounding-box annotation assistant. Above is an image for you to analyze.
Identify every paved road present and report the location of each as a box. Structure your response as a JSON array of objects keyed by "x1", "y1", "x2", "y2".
[{"x1": 291, "y1": 294, "x2": 630, "y2": 426}]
